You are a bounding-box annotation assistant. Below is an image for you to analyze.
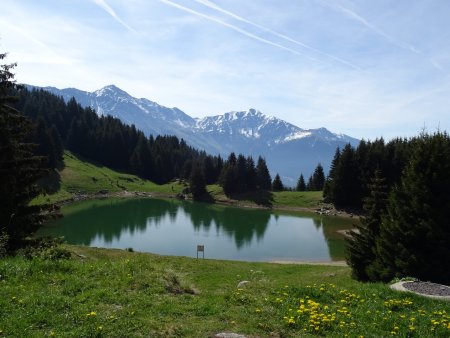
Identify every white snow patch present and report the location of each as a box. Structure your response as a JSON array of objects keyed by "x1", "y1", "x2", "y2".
[
  {"x1": 239, "y1": 128, "x2": 260, "y2": 138},
  {"x1": 283, "y1": 131, "x2": 312, "y2": 142}
]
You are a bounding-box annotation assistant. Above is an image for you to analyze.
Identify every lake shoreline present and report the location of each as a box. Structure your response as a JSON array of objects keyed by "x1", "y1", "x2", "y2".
[{"x1": 54, "y1": 189, "x2": 359, "y2": 219}]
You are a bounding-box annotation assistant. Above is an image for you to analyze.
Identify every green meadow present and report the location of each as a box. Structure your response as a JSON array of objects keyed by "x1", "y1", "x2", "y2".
[{"x1": 0, "y1": 245, "x2": 449, "y2": 337}]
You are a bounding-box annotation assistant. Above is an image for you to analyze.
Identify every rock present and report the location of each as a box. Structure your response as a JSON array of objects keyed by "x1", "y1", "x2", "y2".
[
  {"x1": 237, "y1": 280, "x2": 250, "y2": 288},
  {"x1": 214, "y1": 333, "x2": 247, "y2": 338}
]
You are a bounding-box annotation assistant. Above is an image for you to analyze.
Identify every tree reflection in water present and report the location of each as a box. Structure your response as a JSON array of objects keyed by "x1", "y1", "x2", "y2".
[{"x1": 37, "y1": 198, "x2": 355, "y2": 261}]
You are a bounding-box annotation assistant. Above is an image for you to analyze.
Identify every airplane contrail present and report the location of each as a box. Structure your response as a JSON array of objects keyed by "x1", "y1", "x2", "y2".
[
  {"x1": 159, "y1": 0, "x2": 319, "y2": 62},
  {"x1": 322, "y1": 0, "x2": 419, "y2": 53},
  {"x1": 319, "y1": 0, "x2": 444, "y2": 71},
  {"x1": 92, "y1": 0, "x2": 135, "y2": 33},
  {"x1": 193, "y1": 0, "x2": 359, "y2": 69}
]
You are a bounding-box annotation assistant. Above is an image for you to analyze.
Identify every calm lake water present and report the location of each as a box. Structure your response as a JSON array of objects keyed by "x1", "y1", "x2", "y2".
[{"x1": 37, "y1": 198, "x2": 356, "y2": 262}]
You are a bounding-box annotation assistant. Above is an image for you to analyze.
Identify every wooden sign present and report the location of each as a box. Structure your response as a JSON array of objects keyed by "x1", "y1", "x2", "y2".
[{"x1": 197, "y1": 245, "x2": 204, "y2": 259}]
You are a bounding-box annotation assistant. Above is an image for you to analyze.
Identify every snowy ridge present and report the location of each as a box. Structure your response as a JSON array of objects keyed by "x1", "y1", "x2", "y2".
[{"x1": 36, "y1": 84, "x2": 359, "y2": 184}]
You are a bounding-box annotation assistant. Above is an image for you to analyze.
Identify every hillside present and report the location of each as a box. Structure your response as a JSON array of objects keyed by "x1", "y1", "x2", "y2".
[
  {"x1": 35, "y1": 152, "x2": 325, "y2": 212},
  {"x1": 33, "y1": 152, "x2": 185, "y2": 205}
]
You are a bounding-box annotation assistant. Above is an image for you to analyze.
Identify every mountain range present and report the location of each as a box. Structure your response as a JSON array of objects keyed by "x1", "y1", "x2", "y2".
[{"x1": 38, "y1": 84, "x2": 359, "y2": 185}]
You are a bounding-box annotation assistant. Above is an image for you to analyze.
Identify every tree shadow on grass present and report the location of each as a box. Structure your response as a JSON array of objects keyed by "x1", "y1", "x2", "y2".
[
  {"x1": 194, "y1": 191, "x2": 215, "y2": 204},
  {"x1": 230, "y1": 190, "x2": 273, "y2": 208}
]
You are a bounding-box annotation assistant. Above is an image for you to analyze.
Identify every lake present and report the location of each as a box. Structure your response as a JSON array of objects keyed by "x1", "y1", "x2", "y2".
[{"x1": 37, "y1": 197, "x2": 356, "y2": 262}]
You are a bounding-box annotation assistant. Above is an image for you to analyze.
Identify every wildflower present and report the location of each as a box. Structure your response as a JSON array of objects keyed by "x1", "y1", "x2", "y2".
[
  {"x1": 97, "y1": 326, "x2": 103, "y2": 331},
  {"x1": 86, "y1": 311, "x2": 97, "y2": 317},
  {"x1": 49, "y1": 331, "x2": 56, "y2": 336},
  {"x1": 255, "y1": 308, "x2": 261, "y2": 313}
]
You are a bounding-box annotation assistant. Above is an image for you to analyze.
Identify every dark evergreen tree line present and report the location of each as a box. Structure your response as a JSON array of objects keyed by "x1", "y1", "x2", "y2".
[
  {"x1": 219, "y1": 154, "x2": 273, "y2": 195},
  {"x1": 346, "y1": 132, "x2": 450, "y2": 284},
  {"x1": 324, "y1": 138, "x2": 410, "y2": 209},
  {"x1": 295, "y1": 163, "x2": 324, "y2": 192},
  {"x1": 14, "y1": 88, "x2": 225, "y2": 184}
]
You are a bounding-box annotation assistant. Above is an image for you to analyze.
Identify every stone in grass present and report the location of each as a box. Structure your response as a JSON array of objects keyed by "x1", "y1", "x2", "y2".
[
  {"x1": 214, "y1": 333, "x2": 247, "y2": 338},
  {"x1": 237, "y1": 280, "x2": 250, "y2": 288}
]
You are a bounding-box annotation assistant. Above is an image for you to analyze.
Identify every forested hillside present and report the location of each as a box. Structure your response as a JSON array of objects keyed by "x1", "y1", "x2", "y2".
[{"x1": 15, "y1": 88, "x2": 314, "y2": 200}]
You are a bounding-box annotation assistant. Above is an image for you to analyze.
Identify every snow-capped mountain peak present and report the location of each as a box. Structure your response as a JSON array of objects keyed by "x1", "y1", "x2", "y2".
[{"x1": 35, "y1": 84, "x2": 359, "y2": 184}]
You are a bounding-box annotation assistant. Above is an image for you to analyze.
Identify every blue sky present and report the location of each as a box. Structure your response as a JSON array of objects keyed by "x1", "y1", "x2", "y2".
[{"x1": 1, "y1": 0, "x2": 449, "y2": 140}]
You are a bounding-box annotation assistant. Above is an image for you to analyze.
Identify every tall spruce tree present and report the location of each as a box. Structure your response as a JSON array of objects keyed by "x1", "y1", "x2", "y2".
[
  {"x1": 272, "y1": 174, "x2": 284, "y2": 192},
  {"x1": 331, "y1": 144, "x2": 362, "y2": 208},
  {"x1": 0, "y1": 54, "x2": 50, "y2": 250},
  {"x1": 311, "y1": 163, "x2": 325, "y2": 191},
  {"x1": 189, "y1": 163, "x2": 207, "y2": 201},
  {"x1": 245, "y1": 156, "x2": 257, "y2": 192},
  {"x1": 372, "y1": 132, "x2": 450, "y2": 284},
  {"x1": 323, "y1": 147, "x2": 340, "y2": 202},
  {"x1": 346, "y1": 170, "x2": 388, "y2": 281},
  {"x1": 256, "y1": 156, "x2": 271, "y2": 190},
  {"x1": 296, "y1": 174, "x2": 306, "y2": 191}
]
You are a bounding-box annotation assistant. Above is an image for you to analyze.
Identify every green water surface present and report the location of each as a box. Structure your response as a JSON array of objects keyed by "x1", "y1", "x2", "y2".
[{"x1": 37, "y1": 198, "x2": 356, "y2": 262}]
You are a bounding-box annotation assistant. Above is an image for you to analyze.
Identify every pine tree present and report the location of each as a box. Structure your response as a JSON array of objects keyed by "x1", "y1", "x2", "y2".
[
  {"x1": 272, "y1": 174, "x2": 284, "y2": 192},
  {"x1": 236, "y1": 154, "x2": 247, "y2": 193},
  {"x1": 306, "y1": 175, "x2": 313, "y2": 191},
  {"x1": 219, "y1": 153, "x2": 238, "y2": 195},
  {"x1": 245, "y1": 156, "x2": 257, "y2": 191},
  {"x1": 346, "y1": 170, "x2": 388, "y2": 281},
  {"x1": 323, "y1": 147, "x2": 340, "y2": 202},
  {"x1": 189, "y1": 163, "x2": 207, "y2": 201},
  {"x1": 256, "y1": 156, "x2": 271, "y2": 190},
  {"x1": 130, "y1": 134, "x2": 152, "y2": 179},
  {"x1": 49, "y1": 124, "x2": 63, "y2": 167},
  {"x1": 311, "y1": 163, "x2": 325, "y2": 191},
  {"x1": 296, "y1": 174, "x2": 306, "y2": 191},
  {"x1": 201, "y1": 156, "x2": 215, "y2": 185},
  {"x1": 331, "y1": 144, "x2": 362, "y2": 208},
  {"x1": 372, "y1": 132, "x2": 450, "y2": 284},
  {"x1": 220, "y1": 164, "x2": 237, "y2": 196},
  {"x1": 0, "y1": 54, "x2": 50, "y2": 250}
]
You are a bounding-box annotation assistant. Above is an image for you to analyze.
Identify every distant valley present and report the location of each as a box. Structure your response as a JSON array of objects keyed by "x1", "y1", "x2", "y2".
[{"x1": 38, "y1": 84, "x2": 359, "y2": 184}]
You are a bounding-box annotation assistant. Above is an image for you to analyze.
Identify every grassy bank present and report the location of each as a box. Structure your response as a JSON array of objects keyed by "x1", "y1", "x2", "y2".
[
  {"x1": 34, "y1": 152, "x2": 324, "y2": 211},
  {"x1": 0, "y1": 245, "x2": 449, "y2": 337},
  {"x1": 33, "y1": 152, "x2": 185, "y2": 205}
]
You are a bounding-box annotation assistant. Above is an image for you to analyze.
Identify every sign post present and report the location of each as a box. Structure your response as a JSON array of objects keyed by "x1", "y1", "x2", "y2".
[{"x1": 197, "y1": 245, "x2": 204, "y2": 259}]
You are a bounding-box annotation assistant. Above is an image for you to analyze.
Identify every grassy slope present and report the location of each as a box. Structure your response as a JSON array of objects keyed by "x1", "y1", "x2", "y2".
[
  {"x1": 0, "y1": 246, "x2": 449, "y2": 337},
  {"x1": 33, "y1": 152, "x2": 186, "y2": 205},
  {"x1": 34, "y1": 152, "x2": 323, "y2": 211}
]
